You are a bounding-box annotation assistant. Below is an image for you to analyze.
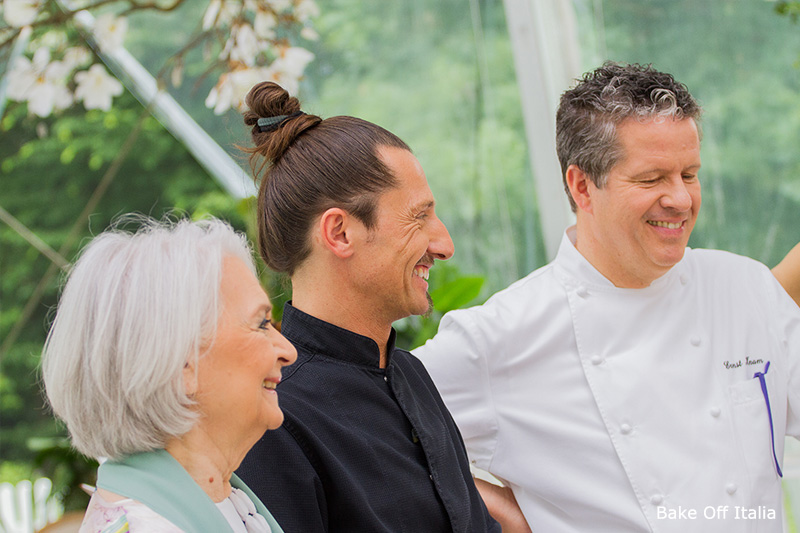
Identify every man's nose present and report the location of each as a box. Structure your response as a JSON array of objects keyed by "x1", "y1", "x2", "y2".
[
  {"x1": 660, "y1": 176, "x2": 693, "y2": 212},
  {"x1": 428, "y1": 215, "x2": 455, "y2": 261}
]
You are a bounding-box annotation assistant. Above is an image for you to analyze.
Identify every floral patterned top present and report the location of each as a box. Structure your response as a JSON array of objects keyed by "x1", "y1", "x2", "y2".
[{"x1": 79, "y1": 491, "x2": 184, "y2": 533}]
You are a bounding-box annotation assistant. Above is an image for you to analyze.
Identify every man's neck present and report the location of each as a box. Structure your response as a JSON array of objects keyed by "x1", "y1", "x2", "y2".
[
  {"x1": 291, "y1": 283, "x2": 392, "y2": 368},
  {"x1": 573, "y1": 224, "x2": 666, "y2": 289}
]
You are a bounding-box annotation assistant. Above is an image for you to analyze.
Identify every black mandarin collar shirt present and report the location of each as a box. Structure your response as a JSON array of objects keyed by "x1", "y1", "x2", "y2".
[
  {"x1": 280, "y1": 299, "x2": 393, "y2": 367},
  {"x1": 237, "y1": 303, "x2": 500, "y2": 533}
]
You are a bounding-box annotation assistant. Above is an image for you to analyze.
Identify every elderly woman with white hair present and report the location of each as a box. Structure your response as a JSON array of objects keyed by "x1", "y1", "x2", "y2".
[{"x1": 41, "y1": 217, "x2": 297, "y2": 533}]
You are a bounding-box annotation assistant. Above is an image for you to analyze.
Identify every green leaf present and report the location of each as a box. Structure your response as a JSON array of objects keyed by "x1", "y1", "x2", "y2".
[
  {"x1": 2, "y1": 114, "x2": 17, "y2": 131},
  {"x1": 429, "y1": 276, "x2": 484, "y2": 313},
  {"x1": 56, "y1": 124, "x2": 72, "y2": 143},
  {"x1": 18, "y1": 143, "x2": 35, "y2": 160},
  {"x1": 103, "y1": 113, "x2": 119, "y2": 129},
  {"x1": 60, "y1": 146, "x2": 76, "y2": 165},
  {"x1": 88, "y1": 153, "x2": 103, "y2": 170}
]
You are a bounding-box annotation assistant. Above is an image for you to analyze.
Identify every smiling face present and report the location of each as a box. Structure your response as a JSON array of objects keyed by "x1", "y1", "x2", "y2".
[
  {"x1": 191, "y1": 256, "x2": 297, "y2": 448},
  {"x1": 576, "y1": 117, "x2": 702, "y2": 288},
  {"x1": 355, "y1": 146, "x2": 455, "y2": 326}
]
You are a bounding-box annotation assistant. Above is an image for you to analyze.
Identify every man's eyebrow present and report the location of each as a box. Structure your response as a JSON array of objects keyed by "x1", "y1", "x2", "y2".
[
  {"x1": 630, "y1": 164, "x2": 701, "y2": 179},
  {"x1": 413, "y1": 200, "x2": 435, "y2": 212}
]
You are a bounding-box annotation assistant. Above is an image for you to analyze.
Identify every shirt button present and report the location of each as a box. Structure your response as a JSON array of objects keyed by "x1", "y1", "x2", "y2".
[
  {"x1": 384, "y1": 376, "x2": 388, "y2": 382},
  {"x1": 680, "y1": 274, "x2": 689, "y2": 285},
  {"x1": 620, "y1": 423, "x2": 632, "y2": 435},
  {"x1": 650, "y1": 494, "x2": 663, "y2": 505},
  {"x1": 690, "y1": 336, "x2": 701, "y2": 347},
  {"x1": 590, "y1": 355, "x2": 604, "y2": 366},
  {"x1": 710, "y1": 406, "x2": 721, "y2": 418},
  {"x1": 726, "y1": 483, "x2": 737, "y2": 495},
  {"x1": 429, "y1": 474, "x2": 433, "y2": 480},
  {"x1": 576, "y1": 286, "x2": 589, "y2": 298}
]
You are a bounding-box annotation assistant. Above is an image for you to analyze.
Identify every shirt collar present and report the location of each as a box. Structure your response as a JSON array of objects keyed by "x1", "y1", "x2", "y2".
[
  {"x1": 556, "y1": 225, "x2": 682, "y2": 291},
  {"x1": 280, "y1": 302, "x2": 397, "y2": 368}
]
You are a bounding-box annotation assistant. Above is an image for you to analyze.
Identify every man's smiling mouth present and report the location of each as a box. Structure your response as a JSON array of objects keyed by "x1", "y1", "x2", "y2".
[
  {"x1": 647, "y1": 220, "x2": 683, "y2": 229},
  {"x1": 413, "y1": 266, "x2": 429, "y2": 280}
]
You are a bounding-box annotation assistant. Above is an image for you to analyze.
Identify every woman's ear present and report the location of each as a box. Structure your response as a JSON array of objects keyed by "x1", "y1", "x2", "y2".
[{"x1": 183, "y1": 359, "x2": 198, "y2": 399}]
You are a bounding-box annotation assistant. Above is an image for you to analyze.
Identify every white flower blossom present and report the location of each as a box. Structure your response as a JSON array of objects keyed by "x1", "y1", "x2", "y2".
[
  {"x1": 63, "y1": 47, "x2": 92, "y2": 70},
  {"x1": 266, "y1": 71, "x2": 298, "y2": 96},
  {"x1": 40, "y1": 30, "x2": 68, "y2": 50},
  {"x1": 256, "y1": 46, "x2": 314, "y2": 96},
  {"x1": 206, "y1": 67, "x2": 269, "y2": 115},
  {"x1": 229, "y1": 23, "x2": 261, "y2": 66},
  {"x1": 74, "y1": 64, "x2": 124, "y2": 111},
  {"x1": 271, "y1": 46, "x2": 314, "y2": 79},
  {"x1": 202, "y1": 0, "x2": 239, "y2": 30},
  {"x1": 6, "y1": 48, "x2": 73, "y2": 117},
  {"x1": 171, "y1": 62, "x2": 184, "y2": 88},
  {"x1": 6, "y1": 54, "x2": 40, "y2": 102},
  {"x1": 2, "y1": 0, "x2": 40, "y2": 28},
  {"x1": 28, "y1": 77, "x2": 72, "y2": 117},
  {"x1": 267, "y1": 0, "x2": 292, "y2": 13},
  {"x1": 294, "y1": 0, "x2": 319, "y2": 23},
  {"x1": 300, "y1": 26, "x2": 319, "y2": 41},
  {"x1": 202, "y1": 0, "x2": 222, "y2": 30},
  {"x1": 94, "y1": 13, "x2": 128, "y2": 51},
  {"x1": 254, "y1": 9, "x2": 277, "y2": 39},
  {"x1": 205, "y1": 77, "x2": 232, "y2": 115}
]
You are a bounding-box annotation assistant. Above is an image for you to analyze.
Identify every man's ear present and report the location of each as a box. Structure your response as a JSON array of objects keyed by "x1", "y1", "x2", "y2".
[
  {"x1": 317, "y1": 207, "x2": 357, "y2": 259},
  {"x1": 565, "y1": 165, "x2": 594, "y2": 214}
]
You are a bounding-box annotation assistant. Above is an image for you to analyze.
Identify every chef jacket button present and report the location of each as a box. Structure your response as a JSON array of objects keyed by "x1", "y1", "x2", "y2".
[
  {"x1": 590, "y1": 355, "x2": 604, "y2": 366},
  {"x1": 430, "y1": 474, "x2": 433, "y2": 480},
  {"x1": 690, "y1": 336, "x2": 701, "y2": 347},
  {"x1": 384, "y1": 376, "x2": 388, "y2": 382},
  {"x1": 710, "y1": 406, "x2": 721, "y2": 418},
  {"x1": 620, "y1": 423, "x2": 632, "y2": 435},
  {"x1": 576, "y1": 286, "x2": 589, "y2": 298},
  {"x1": 650, "y1": 494, "x2": 663, "y2": 505},
  {"x1": 726, "y1": 483, "x2": 737, "y2": 495},
  {"x1": 680, "y1": 274, "x2": 689, "y2": 285}
]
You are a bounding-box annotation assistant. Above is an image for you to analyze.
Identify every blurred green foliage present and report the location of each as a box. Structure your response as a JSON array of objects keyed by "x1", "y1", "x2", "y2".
[
  {"x1": 31, "y1": 437, "x2": 99, "y2": 512},
  {"x1": 395, "y1": 261, "x2": 485, "y2": 350},
  {"x1": 776, "y1": 1, "x2": 800, "y2": 23}
]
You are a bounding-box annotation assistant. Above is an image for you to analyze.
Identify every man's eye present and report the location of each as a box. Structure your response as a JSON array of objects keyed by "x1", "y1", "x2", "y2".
[{"x1": 258, "y1": 318, "x2": 273, "y2": 330}]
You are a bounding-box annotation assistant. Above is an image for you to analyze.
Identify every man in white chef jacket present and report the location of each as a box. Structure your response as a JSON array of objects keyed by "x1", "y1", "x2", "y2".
[{"x1": 414, "y1": 61, "x2": 800, "y2": 532}]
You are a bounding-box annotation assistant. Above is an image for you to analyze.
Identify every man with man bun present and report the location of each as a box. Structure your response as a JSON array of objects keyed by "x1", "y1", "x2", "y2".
[{"x1": 234, "y1": 82, "x2": 523, "y2": 532}]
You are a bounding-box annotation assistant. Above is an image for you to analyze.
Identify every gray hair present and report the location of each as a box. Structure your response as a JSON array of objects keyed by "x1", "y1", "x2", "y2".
[
  {"x1": 41, "y1": 216, "x2": 255, "y2": 460},
  {"x1": 556, "y1": 62, "x2": 703, "y2": 211}
]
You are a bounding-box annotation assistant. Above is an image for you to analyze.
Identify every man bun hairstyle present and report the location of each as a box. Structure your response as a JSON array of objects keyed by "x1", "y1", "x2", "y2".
[
  {"x1": 556, "y1": 61, "x2": 702, "y2": 211},
  {"x1": 242, "y1": 81, "x2": 410, "y2": 275}
]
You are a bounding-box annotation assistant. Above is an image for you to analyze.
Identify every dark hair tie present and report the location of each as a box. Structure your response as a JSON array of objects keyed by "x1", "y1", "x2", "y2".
[{"x1": 257, "y1": 111, "x2": 305, "y2": 132}]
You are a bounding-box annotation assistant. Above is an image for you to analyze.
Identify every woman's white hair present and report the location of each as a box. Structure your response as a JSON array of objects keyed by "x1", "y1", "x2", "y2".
[{"x1": 41, "y1": 216, "x2": 256, "y2": 460}]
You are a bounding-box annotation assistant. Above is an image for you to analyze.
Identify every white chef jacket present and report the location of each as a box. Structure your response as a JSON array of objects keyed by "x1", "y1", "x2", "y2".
[{"x1": 414, "y1": 227, "x2": 800, "y2": 533}]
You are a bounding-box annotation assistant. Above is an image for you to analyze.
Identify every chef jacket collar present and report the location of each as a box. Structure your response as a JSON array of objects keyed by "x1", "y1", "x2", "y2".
[
  {"x1": 280, "y1": 301, "x2": 397, "y2": 369},
  {"x1": 558, "y1": 225, "x2": 684, "y2": 292}
]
